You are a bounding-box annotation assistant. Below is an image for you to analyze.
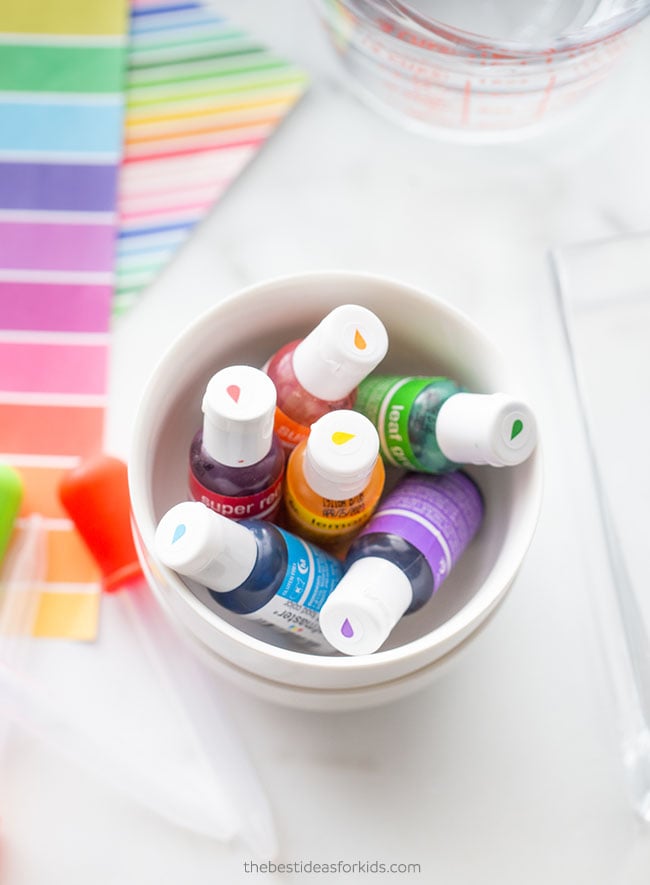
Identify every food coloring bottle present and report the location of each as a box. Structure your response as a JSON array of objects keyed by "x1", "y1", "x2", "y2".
[
  {"x1": 354, "y1": 375, "x2": 537, "y2": 472},
  {"x1": 284, "y1": 410, "x2": 385, "y2": 551},
  {"x1": 189, "y1": 365, "x2": 284, "y2": 521},
  {"x1": 264, "y1": 304, "x2": 388, "y2": 452},
  {"x1": 319, "y1": 471, "x2": 484, "y2": 655},
  {"x1": 155, "y1": 501, "x2": 343, "y2": 653}
]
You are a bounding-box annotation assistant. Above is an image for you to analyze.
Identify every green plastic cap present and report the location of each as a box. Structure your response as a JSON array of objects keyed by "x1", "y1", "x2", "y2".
[{"x1": 0, "y1": 464, "x2": 23, "y2": 566}]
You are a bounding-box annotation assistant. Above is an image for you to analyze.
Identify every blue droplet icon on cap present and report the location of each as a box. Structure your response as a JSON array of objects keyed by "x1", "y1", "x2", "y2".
[{"x1": 172, "y1": 523, "x2": 186, "y2": 544}]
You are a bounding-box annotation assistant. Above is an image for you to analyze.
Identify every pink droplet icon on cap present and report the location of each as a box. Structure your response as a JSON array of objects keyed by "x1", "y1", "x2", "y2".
[{"x1": 226, "y1": 384, "x2": 241, "y2": 403}]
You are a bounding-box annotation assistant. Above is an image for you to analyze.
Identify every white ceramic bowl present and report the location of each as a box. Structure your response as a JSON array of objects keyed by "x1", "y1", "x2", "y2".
[{"x1": 129, "y1": 272, "x2": 543, "y2": 710}]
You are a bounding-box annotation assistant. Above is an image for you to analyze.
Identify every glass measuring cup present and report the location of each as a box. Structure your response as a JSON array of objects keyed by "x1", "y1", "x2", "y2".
[{"x1": 314, "y1": 0, "x2": 650, "y2": 138}]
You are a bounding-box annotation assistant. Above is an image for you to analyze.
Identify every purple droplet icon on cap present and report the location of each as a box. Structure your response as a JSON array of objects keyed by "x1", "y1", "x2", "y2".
[{"x1": 340, "y1": 617, "x2": 354, "y2": 638}]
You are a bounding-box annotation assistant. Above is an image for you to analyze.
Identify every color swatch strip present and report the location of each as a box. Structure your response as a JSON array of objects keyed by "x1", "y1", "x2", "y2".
[
  {"x1": 0, "y1": 0, "x2": 128, "y2": 639},
  {"x1": 115, "y1": 0, "x2": 308, "y2": 311},
  {"x1": 0, "y1": 163, "x2": 119, "y2": 213}
]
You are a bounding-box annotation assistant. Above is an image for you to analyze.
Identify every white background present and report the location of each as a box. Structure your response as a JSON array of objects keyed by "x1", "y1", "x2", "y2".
[{"x1": 3, "y1": 2, "x2": 650, "y2": 882}]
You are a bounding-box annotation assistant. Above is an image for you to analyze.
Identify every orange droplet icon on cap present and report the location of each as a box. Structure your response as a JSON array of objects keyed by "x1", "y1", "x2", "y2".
[
  {"x1": 332, "y1": 431, "x2": 355, "y2": 446},
  {"x1": 353, "y1": 329, "x2": 367, "y2": 350}
]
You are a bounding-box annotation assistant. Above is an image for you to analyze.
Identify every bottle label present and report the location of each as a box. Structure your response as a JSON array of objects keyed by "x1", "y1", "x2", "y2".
[
  {"x1": 273, "y1": 405, "x2": 310, "y2": 451},
  {"x1": 189, "y1": 471, "x2": 283, "y2": 520},
  {"x1": 355, "y1": 376, "x2": 439, "y2": 469},
  {"x1": 285, "y1": 486, "x2": 375, "y2": 546},
  {"x1": 246, "y1": 527, "x2": 343, "y2": 653},
  {"x1": 359, "y1": 472, "x2": 483, "y2": 593}
]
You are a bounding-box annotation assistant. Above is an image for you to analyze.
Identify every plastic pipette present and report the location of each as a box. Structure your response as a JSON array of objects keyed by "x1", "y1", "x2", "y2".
[
  {"x1": 58, "y1": 454, "x2": 277, "y2": 858},
  {"x1": 0, "y1": 466, "x2": 37, "y2": 756},
  {"x1": 552, "y1": 246, "x2": 650, "y2": 822},
  {"x1": 0, "y1": 512, "x2": 250, "y2": 841}
]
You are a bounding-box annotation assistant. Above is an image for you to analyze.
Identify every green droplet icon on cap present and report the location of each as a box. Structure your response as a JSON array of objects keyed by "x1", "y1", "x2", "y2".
[{"x1": 510, "y1": 419, "x2": 524, "y2": 441}]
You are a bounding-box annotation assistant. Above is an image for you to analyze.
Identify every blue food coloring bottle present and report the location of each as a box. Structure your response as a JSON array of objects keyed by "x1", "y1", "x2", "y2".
[{"x1": 155, "y1": 501, "x2": 342, "y2": 653}]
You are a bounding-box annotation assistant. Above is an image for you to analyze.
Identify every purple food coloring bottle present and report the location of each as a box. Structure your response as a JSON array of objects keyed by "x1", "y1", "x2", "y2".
[{"x1": 319, "y1": 471, "x2": 484, "y2": 655}]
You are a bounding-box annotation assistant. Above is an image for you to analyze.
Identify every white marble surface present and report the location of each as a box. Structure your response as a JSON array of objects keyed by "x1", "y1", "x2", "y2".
[{"x1": 4, "y1": 2, "x2": 650, "y2": 882}]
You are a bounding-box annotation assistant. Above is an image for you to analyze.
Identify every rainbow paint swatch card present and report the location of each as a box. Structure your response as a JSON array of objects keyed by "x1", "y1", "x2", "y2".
[
  {"x1": 0, "y1": 0, "x2": 308, "y2": 638},
  {"x1": 115, "y1": 0, "x2": 308, "y2": 311},
  {"x1": 0, "y1": 0, "x2": 128, "y2": 639}
]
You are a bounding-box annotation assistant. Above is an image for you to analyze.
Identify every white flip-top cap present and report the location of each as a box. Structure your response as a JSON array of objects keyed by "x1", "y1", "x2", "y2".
[
  {"x1": 201, "y1": 365, "x2": 276, "y2": 467},
  {"x1": 154, "y1": 501, "x2": 258, "y2": 592},
  {"x1": 436, "y1": 392, "x2": 537, "y2": 467},
  {"x1": 319, "y1": 557, "x2": 413, "y2": 655},
  {"x1": 292, "y1": 304, "x2": 389, "y2": 402},
  {"x1": 303, "y1": 410, "x2": 380, "y2": 499}
]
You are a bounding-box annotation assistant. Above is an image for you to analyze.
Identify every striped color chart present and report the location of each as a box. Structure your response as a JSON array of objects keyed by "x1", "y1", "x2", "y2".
[
  {"x1": 116, "y1": 0, "x2": 308, "y2": 311},
  {"x1": 0, "y1": 1, "x2": 127, "y2": 639}
]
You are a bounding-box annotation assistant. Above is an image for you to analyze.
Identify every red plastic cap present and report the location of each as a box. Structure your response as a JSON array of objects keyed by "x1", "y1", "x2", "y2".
[{"x1": 58, "y1": 454, "x2": 143, "y2": 593}]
